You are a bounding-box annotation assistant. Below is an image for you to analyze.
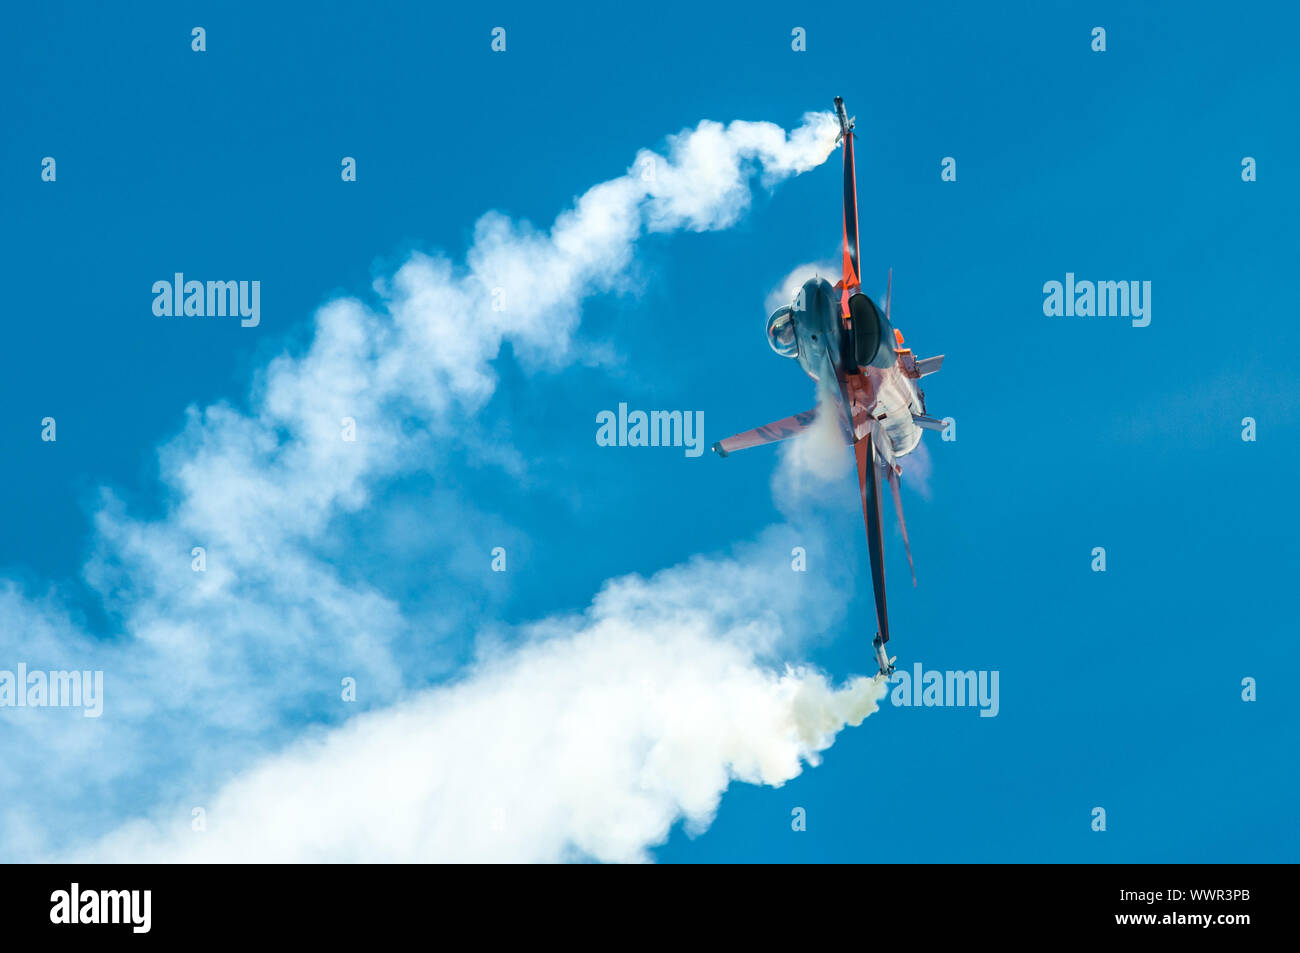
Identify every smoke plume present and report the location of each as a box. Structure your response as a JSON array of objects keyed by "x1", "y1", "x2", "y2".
[{"x1": 2, "y1": 109, "x2": 872, "y2": 862}]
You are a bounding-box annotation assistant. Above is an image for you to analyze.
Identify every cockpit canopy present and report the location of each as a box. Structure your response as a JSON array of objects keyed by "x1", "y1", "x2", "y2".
[{"x1": 766, "y1": 306, "x2": 798, "y2": 358}]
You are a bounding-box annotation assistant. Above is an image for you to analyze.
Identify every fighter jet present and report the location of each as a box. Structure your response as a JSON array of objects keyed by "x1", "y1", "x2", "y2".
[{"x1": 712, "y1": 96, "x2": 946, "y2": 678}]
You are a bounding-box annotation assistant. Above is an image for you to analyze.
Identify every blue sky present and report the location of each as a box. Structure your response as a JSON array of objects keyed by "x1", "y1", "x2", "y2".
[{"x1": 1, "y1": 1, "x2": 1296, "y2": 861}]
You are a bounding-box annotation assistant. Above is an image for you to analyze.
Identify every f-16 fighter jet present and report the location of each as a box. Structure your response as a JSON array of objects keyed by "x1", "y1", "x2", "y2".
[{"x1": 712, "y1": 97, "x2": 947, "y2": 678}]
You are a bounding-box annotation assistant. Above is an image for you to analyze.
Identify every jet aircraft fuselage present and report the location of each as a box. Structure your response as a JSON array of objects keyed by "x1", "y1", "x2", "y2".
[{"x1": 713, "y1": 96, "x2": 948, "y2": 677}]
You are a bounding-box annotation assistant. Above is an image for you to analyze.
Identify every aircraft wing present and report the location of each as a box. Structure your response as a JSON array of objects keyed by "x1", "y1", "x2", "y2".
[
  {"x1": 711, "y1": 409, "x2": 818, "y2": 457},
  {"x1": 854, "y1": 435, "x2": 893, "y2": 671},
  {"x1": 840, "y1": 122, "x2": 861, "y2": 299}
]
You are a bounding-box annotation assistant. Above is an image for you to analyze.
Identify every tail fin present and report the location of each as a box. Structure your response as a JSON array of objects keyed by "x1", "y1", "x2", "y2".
[{"x1": 887, "y1": 466, "x2": 917, "y2": 587}]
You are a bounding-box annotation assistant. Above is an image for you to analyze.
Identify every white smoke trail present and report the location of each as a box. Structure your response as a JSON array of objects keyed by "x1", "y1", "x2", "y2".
[
  {"x1": 3, "y1": 110, "x2": 855, "y2": 861},
  {"x1": 900, "y1": 436, "x2": 933, "y2": 500},
  {"x1": 774, "y1": 392, "x2": 854, "y2": 497},
  {"x1": 764, "y1": 259, "x2": 839, "y2": 316},
  {"x1": 72, "y1": 562, "x2": 887, "y2": 863}
]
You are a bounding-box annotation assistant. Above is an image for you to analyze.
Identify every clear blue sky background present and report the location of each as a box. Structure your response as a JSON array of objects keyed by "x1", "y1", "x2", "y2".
[{"x1": 2, "y1": 1, "x2": 1296, "y2": 861}]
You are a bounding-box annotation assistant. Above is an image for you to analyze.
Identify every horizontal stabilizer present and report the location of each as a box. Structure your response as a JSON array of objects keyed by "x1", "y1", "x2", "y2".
[
  {"x1": 912, "y1": 414, "x2": 948, "y2": 431},
  {"x1": 915, "y1": 354, "x2": 944, "y2": 377}
]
